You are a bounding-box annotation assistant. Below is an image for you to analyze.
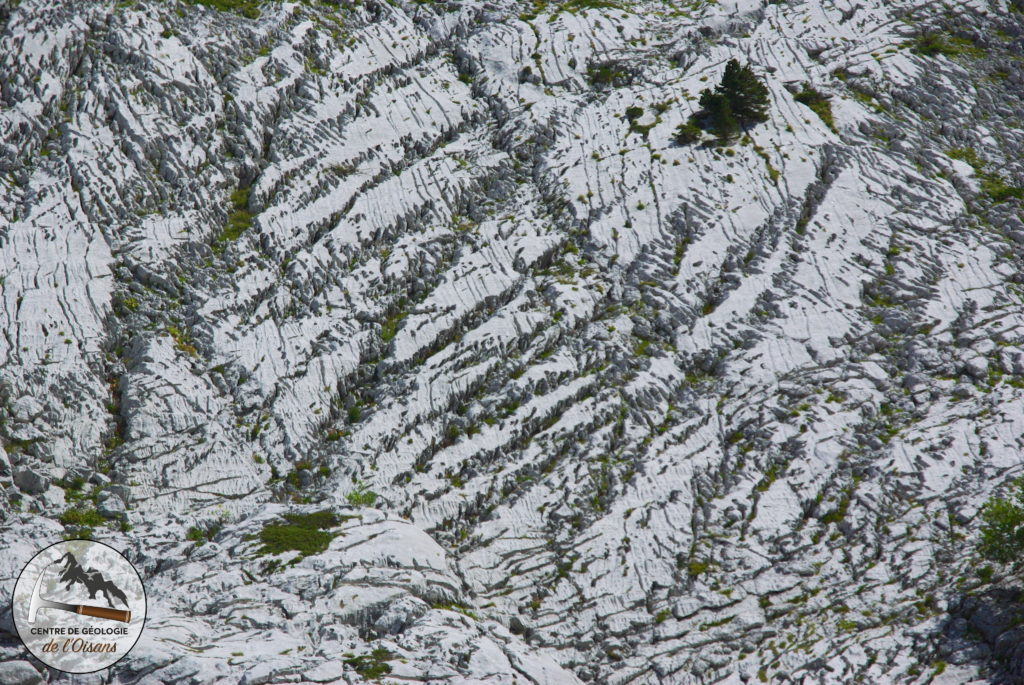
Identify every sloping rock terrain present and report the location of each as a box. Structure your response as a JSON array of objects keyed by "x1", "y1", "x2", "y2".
[{"x1": 1, "y1": 0, "x2": 1024, "y2": 682}]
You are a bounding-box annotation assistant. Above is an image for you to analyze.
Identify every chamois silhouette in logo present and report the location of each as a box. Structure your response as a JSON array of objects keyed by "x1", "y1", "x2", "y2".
[{"x1": 56, "y1": 553, "x2": 129, "y2": 608}]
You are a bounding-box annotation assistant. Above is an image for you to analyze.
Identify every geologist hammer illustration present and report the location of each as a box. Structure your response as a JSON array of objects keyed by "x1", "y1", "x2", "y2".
[{"x1": 28, "y1": 561, "x2": 132, "y2": 624}]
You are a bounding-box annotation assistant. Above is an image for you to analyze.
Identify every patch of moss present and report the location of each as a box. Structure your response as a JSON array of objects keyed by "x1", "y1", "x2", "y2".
[
  {"x1": 4, "y1": 438, "x2": 38, "y2": 455},
  {"x1": 755, "y1": 462, "x2": 781, "y2": 493},
  {"x1": 59, "y1": 475, "x2": 87, "y2": 492}
]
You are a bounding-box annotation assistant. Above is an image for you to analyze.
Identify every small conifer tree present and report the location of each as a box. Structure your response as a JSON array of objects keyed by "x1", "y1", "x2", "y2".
[
  {"x1": 680, "y1": 59, "x2": 769, "y2": 146},
  {"x1": 699, "y1": 89, "x2": 739, "y2": 142},
  {"x1": 716, "y1": 58, "x2": 770, "y2": 124}
]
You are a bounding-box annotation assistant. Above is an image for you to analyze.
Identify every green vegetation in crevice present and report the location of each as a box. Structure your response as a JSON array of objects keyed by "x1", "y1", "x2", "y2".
[
  {"x1": 214, "y1": 186, "x2": 253, "y2": 251},
  {"x1": 793, "y1": 84, "x2": 835, "y2": 131},
  {"x1": 946, "y1": 148, "x2": 1024, "y2": 204},
  {"x1": 380, "y1": 306, "x2": 407, "y2": 343},
  {"x1": 686, "y1": 558, "x2": 711, "y2": 578},
  {"x1": 819, "y1": 485, "x2": 853, "y2": 525},
  {"x1": 3, "y1": 437, "x2": 39, "y2": 456},
  {"x1": 58, "y1": 505, "x2": 115, "y2": 539},
  {"x1": 432, "y1": 602, "x2": 479, "y2": 619},
  {"x1": 586, "y1": 61, "x2": 633, "y2": 89},
  {"x1": 519, "y1": 0, "x2": 623, "y2": 22},
  {"x1": 184, "y1": 0, "x2": 261, "y2": 19},
  {"x1": 754, "y1": 461, "x2": 783, "y2": 493},
  {"x1": 344, "y1": 647, "x2": 393, "y2": 680},
  {"x1": 57, "y1": 476, "x2": 129, "y2": 537},
  {"x1": 59, "y1": 507, "x2": 108, "y2": 528},
  {"x1": 58, "y1": 475, "x2": 88, "y2": 499},
  {"x1": 911, "y1": 32, "x2": 984, "y2": 59},
  {"x1": 979, "y1": 175, "x2": 1024, "y2": 203},
  {"x1": 674, "y1": 121, "x2": 703, "y2": 145},
  {"x1": 255, "y1": 510, "x2": 341, "y2": 560},
  {"x1": 272, "y1": 456, "x2": 332, "y2": 504},
  {"x1": 625, "y1": 105, "x2": 655, "y2": 137},
  {"x1": 345, "y1": 481, "x2": 378, "y2": 507},
  {"x1": 286, "y1": 459, "x2": 314, "y2": 489},
  {"x1": 187, "y1": 521, "x2": 223, "y2": 547},
  {"x1": 559, "y1": 0, "x2": 622, "y2": 11},
  {"x1": 166, "y1": 324, "x2": 198, "y2": 356}
]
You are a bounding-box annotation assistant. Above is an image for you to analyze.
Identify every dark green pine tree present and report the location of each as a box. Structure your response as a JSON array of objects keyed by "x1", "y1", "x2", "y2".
[
  {"x1": 716, "y1": 59, "x2": 770, "y2": 125},
  {"x1": 699, "y1": 88, "x2": 739, "y2": 142}
]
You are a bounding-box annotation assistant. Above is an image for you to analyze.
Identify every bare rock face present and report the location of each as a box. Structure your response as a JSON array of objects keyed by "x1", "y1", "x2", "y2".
[
  {"x1": 12, "y1": 468, "x2": 49, "y2": 495},
  {"x1": 1, "y1": 0, "x2": 1023, "y2": 682},
  {"x1": 0, "y1": 661, "x2": 43, "y2": 685}
]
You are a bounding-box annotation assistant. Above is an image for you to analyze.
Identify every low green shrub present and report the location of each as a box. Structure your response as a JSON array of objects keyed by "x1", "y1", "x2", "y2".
[
  {"x1": 187, "y1": 0, "x2": 261, "y2": 19},
  {"x1": 215, "y1": 186, "x2": 253, "y2": 247},
  {"x1": 978, "y1": 478, "x2": 1024, "y2": 566},
  {"x1": 59, "y1": 508, "x2": 107, "y2": 527},
  {"x1": 344, "y1": 647, "x2": 393, "y2": 679},
  {"x1": 673, "y1": 121, "x2": 702, "y2": 145},
  {"x1": 346, "y1": 483, "x2": 377, "y2": 507},
  {"x1": 793, "y1": 85, "x2": 834, "y2": 131},
  {"x1": 256, "y1": 510, "x2": 340, "y2": 558}
]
